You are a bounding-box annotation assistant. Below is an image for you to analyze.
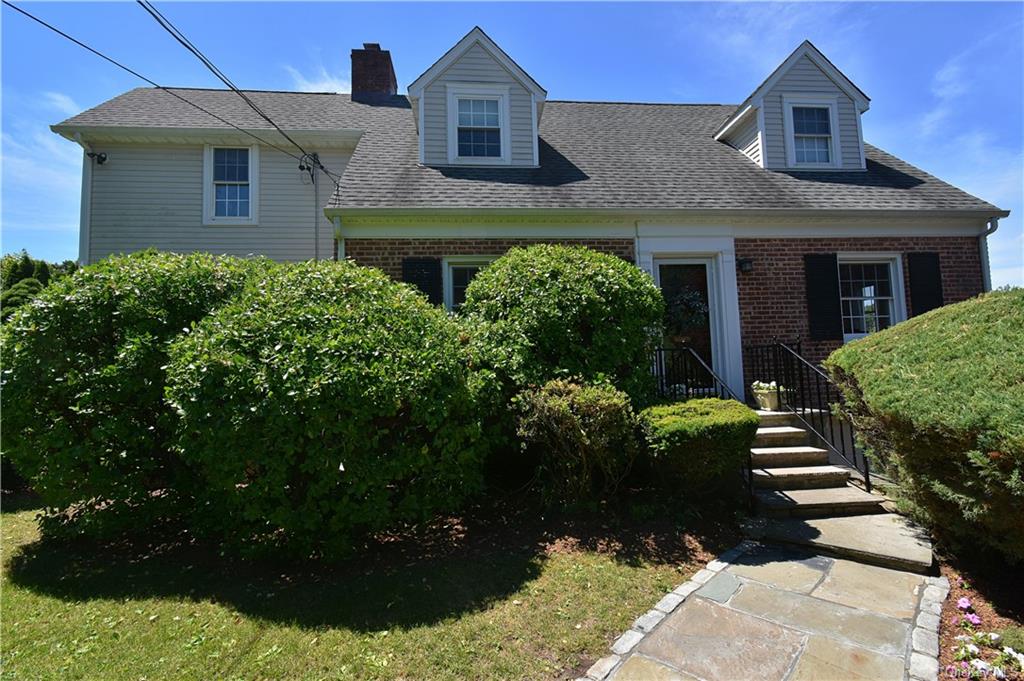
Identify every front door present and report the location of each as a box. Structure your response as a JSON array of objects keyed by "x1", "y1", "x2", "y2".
[{"x1": 655, "y1": 261, "x2": 714, "y2": 368}]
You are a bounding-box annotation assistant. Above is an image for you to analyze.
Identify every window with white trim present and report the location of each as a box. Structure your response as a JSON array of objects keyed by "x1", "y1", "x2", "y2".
[
  {"x1": 456, "y1": 98, "x2": 501, "y2": 157},
  {"x1": 838, "y1": 258, "x2": 903, "y2": 341},
  {"x1": 203, "y1": 145, "x2": 259, "y2": 225},
  {"x1": 792, "y1": 106, "x2": 831, "y2": 164},
  {"x1": 443, "y1": 256, "x2": 494, "y2": 310}
]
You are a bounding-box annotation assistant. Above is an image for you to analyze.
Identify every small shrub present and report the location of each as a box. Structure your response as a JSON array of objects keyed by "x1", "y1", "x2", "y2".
[
  {"x1": 1, "y1": 278, "x2": 43, "y2": 320},
  {"x1": 640, "y1": 398, "x2": 759, "y2": 493},
  {"x1": 515, "y1": 379, "x2": 638, "y2": 503},
  {"x1": 825, "y1": 288, "x2": 1024, "y2": 562},
  {"x1": 165, "y1": 260, "x2": 487, "y2": 557},
  {"x1": 1, "y1": 251, "x2": 264, "y2": 534},
  {"x1": 461, "y1": 245, "x2": 664, "y2": 401}
]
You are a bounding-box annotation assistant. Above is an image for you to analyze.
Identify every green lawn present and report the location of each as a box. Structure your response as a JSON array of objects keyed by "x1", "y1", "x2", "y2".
[{"x1": 1, "y1": 497, "x2": 736, "y2": 680}]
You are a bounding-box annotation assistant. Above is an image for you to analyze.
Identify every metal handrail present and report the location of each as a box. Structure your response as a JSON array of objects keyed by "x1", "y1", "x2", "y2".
[
  {"x1": 651, "y1": 346, "x2": 741, "y2": 403},
  {"x1": 746, "y1": 339, "x2": 870, "y2": 492}
]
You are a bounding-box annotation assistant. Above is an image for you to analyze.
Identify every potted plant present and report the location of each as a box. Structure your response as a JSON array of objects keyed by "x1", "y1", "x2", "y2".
[{"x1": 751, "y1": 380, "x2": 790, "y2": 411}]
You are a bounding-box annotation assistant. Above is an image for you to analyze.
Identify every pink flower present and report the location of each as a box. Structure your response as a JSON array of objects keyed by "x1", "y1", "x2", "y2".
[
  {"x1": 965, "y1": 613, "x2": 981, "y2": 626},
  {"x1": 957, "y1": 597, "x2": 972, "y2": 610}
]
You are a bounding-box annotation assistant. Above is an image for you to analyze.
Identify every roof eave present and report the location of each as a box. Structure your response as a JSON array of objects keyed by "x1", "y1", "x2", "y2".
[{"x1": 325, "y1": 206, "x2": 1009, "y2": 219}]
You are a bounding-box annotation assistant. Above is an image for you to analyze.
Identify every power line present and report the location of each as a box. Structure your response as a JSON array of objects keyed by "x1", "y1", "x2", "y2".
[
  {"x1": 0, "y1": 0, "x2": 307, "y2": 164},
  {"x1": 136, "y1": 0, "x2": 342, "y2": 185}
]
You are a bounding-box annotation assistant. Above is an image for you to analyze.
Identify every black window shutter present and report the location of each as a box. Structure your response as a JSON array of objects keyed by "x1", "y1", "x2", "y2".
[
  {"x1": 907, "y1": 252, "x2": 943, "y2": 316},
  {"x1": 401, "y1": 257, "x2": 443, "y2": 305},
  {"x1": 804, "y1": 253, "x2": 843, "y2": 341}
]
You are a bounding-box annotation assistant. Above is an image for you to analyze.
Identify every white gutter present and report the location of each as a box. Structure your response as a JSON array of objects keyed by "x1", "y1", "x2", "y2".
[{"x1": 979, "y1": 217, "x2": 999, "y2": 292}]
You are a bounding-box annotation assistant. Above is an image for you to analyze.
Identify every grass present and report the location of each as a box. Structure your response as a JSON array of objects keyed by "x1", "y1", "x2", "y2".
[{"x1": 1, "y1": 494, "x2": 738, "y2": 680}]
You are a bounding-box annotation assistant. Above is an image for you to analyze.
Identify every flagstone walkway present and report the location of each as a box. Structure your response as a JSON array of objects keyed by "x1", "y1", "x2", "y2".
[{"x1": 585, "y1": 542, "x2": 949, "y2": 681}]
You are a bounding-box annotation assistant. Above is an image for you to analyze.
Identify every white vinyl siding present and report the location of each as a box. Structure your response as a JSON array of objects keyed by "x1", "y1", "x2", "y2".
[
  {"x1": 87, "y1": 143, "x2": 348, "y2": 262},
  {"x1": 421, "y1": 42, "x2": 535, "y2": 166},
  {"x1": 761, "y1": 55, "x2": 863, "y2": 170},
  {"x1": 724, "y1": 112, "x2": 762, "y2": 166}
]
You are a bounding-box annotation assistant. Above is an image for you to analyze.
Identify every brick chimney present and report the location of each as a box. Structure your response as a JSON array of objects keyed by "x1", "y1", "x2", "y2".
[{"x1": 351, "y1": 43, "x2": 397, "y2": 98}]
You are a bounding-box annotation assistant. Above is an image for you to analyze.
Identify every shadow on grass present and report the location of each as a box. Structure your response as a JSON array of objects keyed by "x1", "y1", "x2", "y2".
[{"x1": 5, "y1": 494, "x2": 740, "y2": 632}]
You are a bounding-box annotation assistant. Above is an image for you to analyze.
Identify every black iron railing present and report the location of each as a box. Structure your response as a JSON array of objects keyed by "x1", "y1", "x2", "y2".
[
  {"x1": 745, "y1": 339, "x2": 870, "y2": 492},
  {"x1": 652, "y1": 346, "x2": 741, "y2": 402}
]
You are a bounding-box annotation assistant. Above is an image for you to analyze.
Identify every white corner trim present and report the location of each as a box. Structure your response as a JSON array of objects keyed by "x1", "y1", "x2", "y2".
[
  {"x1": 836, "y1": 251, "x2": 907, "y2": 342},
  {"x1": 781, "y1": 94, "x2": 842, "y2": 169},
  {"x1": 445, "y1": 83, "x2": 512, "y2": 166},
  {"x1": 530, "y1": 92, "x2": 539, "y2": 166},
  {"x1": 855, "y1": 108, "x2": 867, "y2": 170},
  {"x1": 78, "y1": 150, "x2": 93, "y2": 265},
  {"x1": 202, "y1": 144, "x2": 260, "y2": 226}
]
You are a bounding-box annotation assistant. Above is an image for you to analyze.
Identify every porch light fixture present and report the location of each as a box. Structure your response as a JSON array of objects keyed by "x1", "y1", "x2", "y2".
[{"x1": 738, "y1": 258, "x2": 754, "y2": 273}]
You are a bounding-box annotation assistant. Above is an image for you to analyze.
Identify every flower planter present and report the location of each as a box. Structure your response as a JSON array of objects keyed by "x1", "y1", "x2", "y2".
[{"x1": 753, "y1": 389, "x2": 781, "y2": 411}]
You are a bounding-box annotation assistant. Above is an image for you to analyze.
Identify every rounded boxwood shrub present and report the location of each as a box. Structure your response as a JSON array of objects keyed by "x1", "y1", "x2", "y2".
[
  {"x1": 640, "y1": 398, "x2": 759, "y2": 492},
  {"x1": 461, "y1": 245, "x2": 664, "y2": 401},
  {"x1": 825, "y1": 288, "x2": 1024, "y2": 561},
  {"x1": 1, "y1": 251, "x2": 264, "y2": 533},
  {"x1": 514, "y1": 379, "x2": 638, "y2": 503},
  {"x1": 165, "y1": 260, "x2": 487, "y2": 557}
]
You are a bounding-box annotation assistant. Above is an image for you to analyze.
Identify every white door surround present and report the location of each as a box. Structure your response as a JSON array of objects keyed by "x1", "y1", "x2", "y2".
[{"x1": 636, "y1": 235, "x2": 745, "y2": 398}]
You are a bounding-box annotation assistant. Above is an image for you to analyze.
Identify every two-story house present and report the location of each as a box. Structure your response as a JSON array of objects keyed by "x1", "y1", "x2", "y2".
[{"x1": 51, "y1": 27, "x2": 1008, "y2": 396}]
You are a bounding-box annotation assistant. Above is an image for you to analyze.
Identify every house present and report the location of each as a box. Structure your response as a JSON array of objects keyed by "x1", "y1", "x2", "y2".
[{"x1": 51, "y1": 27, "x2": 1008, "y2": 396}]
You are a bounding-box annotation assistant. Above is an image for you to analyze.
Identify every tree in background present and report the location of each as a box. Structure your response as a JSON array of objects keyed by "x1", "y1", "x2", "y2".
[{"x1": 1, "y1": 251, "x2": 78, "y2": 320}]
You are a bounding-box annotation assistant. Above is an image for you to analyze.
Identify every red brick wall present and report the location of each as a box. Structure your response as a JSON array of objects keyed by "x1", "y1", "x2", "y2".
[
  {"x1": 736, "y1": 236, "x2": 985, "y2": 373},
  {"x1": 344, "y1": 238, "x2": 635, "y2": 279}
]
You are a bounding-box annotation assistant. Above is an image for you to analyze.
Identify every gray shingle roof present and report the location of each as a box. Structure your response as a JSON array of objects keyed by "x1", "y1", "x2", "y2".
[{"x1": 55, "y1": 88, "x2": 1004, "y2": 215}]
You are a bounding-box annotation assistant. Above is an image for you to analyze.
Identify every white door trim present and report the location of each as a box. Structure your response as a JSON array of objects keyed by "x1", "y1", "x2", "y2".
[{"x1": 637, "y1": 235, "x2": 744, "y2": 398}]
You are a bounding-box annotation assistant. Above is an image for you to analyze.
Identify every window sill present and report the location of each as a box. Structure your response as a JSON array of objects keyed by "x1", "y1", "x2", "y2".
[{"x1": 203, "y1": 219, "x2": 259, "y2": 227}]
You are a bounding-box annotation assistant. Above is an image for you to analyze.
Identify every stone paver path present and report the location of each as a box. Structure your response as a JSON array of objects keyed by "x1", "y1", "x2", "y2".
[{"x1": 587, "y1": 542, "x2": 949, "y2": 681}]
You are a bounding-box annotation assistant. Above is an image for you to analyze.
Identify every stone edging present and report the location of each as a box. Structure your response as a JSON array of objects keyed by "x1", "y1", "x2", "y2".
[{"x1": 581, "y1": 540, "x2": 951, "y2": 681}]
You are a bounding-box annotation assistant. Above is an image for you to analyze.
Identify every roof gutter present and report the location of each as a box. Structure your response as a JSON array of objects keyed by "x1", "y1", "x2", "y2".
[
  {"x1": 979, "y1": 217, "x2": 1000, "y2": 292},
  {"x1": 324, "y1": 206, "x2": 1011, "y2": 219}
]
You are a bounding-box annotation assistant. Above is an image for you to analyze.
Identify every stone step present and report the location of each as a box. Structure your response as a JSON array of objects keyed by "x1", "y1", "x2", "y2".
[
  {"x1": 750, "y1": 446, "x2": 829, "y2": 468},
  {"x1": 755, "y1": 410, "x2": 798, "y2": 427},
  {"x1": 750, "y1": 513, "x2": 934, "y2": 573},
  {"x1": 755, "y1": 486, "x2": 887, "y2": 518},
  {"x1": 752, "y1": 465, "x2": 851, "y2": 490},
  {"x1": 755, "y1": 426, "x2": 807, "y2": 447}
]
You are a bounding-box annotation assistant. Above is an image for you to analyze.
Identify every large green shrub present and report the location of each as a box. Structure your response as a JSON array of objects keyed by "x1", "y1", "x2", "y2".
[
  {"x1": 640, "y1": 398, "x2": 759, "y2": 492},
  {"x1": 1, "y1": 251, "x2": 263, "y2": 533},
  {"x1": 825, "y1": 288, "x2": 1024, "y2": 561},
  {"x1": 165, "y1": 260, "x2": 487, "y2": 557},
  {"x1": 461, "y1": 245, "x2": 664, "y2": 401},
  {"x1": 515, "y1": 379, "x2": 638, "y2": 503},
  {"x1": 1, "y1": 278, "x2": 44, "y2": 320}
]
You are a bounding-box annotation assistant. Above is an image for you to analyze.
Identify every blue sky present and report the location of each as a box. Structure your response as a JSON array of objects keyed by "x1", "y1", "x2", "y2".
[{"x1": 2, "y1": 1, "x2": 1022, "y2": 285}]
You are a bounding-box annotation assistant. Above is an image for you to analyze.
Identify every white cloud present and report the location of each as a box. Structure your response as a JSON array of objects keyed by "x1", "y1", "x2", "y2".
[
  {"x1": 41, "y1": 91, "x2": 80, "y2": 117},
  {"x1": 284, "y1": 64, "x2": 350, "y2": 93}
]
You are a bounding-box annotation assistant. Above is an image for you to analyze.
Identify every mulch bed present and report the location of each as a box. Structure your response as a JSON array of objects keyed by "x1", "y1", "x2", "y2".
[{"x1": 938, "y1": 553, "x2": 1024, "y2": 680}]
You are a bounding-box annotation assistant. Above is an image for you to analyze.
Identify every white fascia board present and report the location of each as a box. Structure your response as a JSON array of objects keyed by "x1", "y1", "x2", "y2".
[
  {"x1": 51, "y1": 125, "x2": 363, "y2": 149},
  {"x1": 407, "y1": 26, "x2": 547, "y2": 103},
  {"x1": 713, "y1": 105, "x2": 754, "y2": 141},
  {"x1": 324, "y1": 206, "x2": 1009, "y2": 220}
]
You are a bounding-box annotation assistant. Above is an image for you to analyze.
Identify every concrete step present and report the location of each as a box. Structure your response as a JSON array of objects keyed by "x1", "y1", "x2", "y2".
[
  {"x1": 755, "y1": 426, "x2": 807, "y2": 447},
  {"x1": 750, "y1": 446, "x2": 829, "y2": 468},
  {"x1": 749, "y1": 513, "x2": 934, "y2": 573},
  {"x1": 752, "y1": 465, "x2": 851, "y2": 490},
  {"x1": 755, "y1": 486, "x2": 887, "y2": 518}
]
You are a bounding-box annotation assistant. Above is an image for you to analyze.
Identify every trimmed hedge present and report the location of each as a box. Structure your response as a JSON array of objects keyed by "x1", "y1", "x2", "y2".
[
  {"x1": 640, "y1": 398, "x2": 759, "y2": 492},
  {"x1": 461, "y1": 245, "x2": 664, "y2": 401},
  {"x1": 515, "y1": 379, "x2": 638, "y2": 503},
  {"x1": 825, "y1": 288, "x2": 1024, "y2": 561},
  {"x1": 165, "y1": 260, "x2": 487, "y2": 557},
  {"x1": 1, "y1": 251, "x2": 264, "y2": 533}
]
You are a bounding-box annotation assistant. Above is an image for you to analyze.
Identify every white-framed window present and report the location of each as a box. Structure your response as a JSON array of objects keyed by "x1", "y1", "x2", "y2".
[
  {"x1": 446, "y1": 84, "x2": 511, "y2": 165},
  {"x1": 782, "y1": 95, "x2": 841, "y2": 169},
  {"x1": 442, "y1": 256, "x2": 495, "y2": 310},
  {"x1": 837, "y1": 253, "x2": 906, "y2": 342},
  {"x1": 203, "y1": 144, "x2": 259, "y2": 225}
]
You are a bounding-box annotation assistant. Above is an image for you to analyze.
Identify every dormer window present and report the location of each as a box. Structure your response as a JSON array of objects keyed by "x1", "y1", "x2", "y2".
[
  {"x1": 792, "y1": 107, "x2": 831, "y2": 164},
  {"x1": 457, "y1": 98, "x2": 501, "y2": 157},
  {"x1": 445, "y1": 84, "x2": 512, "y2": 165},
  {"x1": 782, "y1": 95, "x2": 842, "y2": 169}
]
